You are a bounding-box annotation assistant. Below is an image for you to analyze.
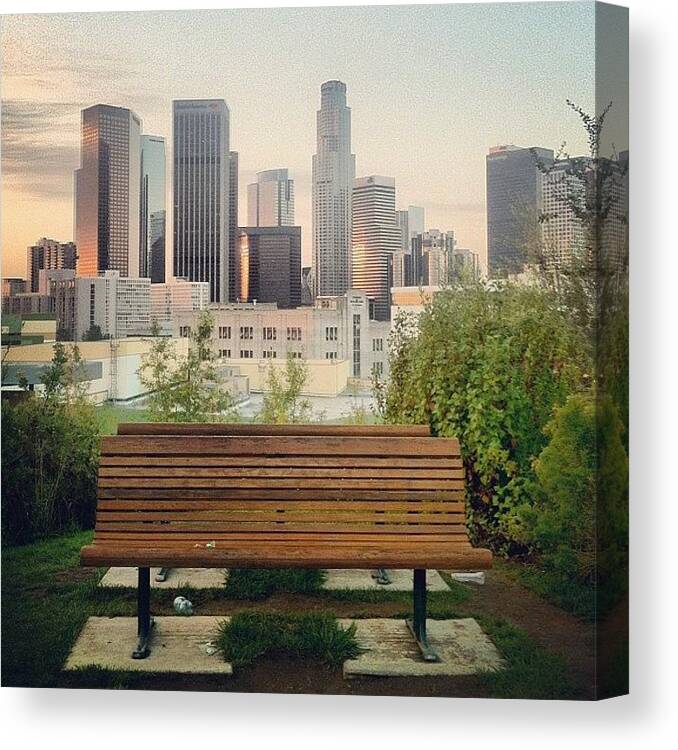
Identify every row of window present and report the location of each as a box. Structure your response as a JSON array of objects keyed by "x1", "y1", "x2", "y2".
[{"x1": 216, "y1": 326, "x2": 305, "y2": 342}]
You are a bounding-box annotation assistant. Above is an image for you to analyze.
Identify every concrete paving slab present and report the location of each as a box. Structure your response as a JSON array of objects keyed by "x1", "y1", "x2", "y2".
[
  {"x1": 342, "y1": 618, "x2": 505, "y2": 678},
  {"x1": 99, "y1": 567, "x2": 226, "y2": 589},
  {"x1": 323, "y1": 568, "x2": 450, "y2": 591},
  {"x1": 64, "y1": 616, "x2": 232, "y2": 675}
]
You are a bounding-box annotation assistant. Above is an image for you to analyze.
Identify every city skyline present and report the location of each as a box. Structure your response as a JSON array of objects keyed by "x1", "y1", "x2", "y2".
[{"x1": 1, "y1": 3, "x2": 614, "y2": 280}]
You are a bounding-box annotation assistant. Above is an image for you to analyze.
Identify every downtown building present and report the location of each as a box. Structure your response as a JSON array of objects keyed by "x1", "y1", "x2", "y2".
[
  {"x1": 174, "y1": 289, "x2": 390, "y2": 385},
  {"x1": 239, "y1": 226, "x2": 302, "y2": 309},
  {"x1": 312, "y1": 80, "x2": 356, "y2": 299},
  {"x1": 139, "y1": 135, "x2": 166, "y2": 283},
  {"x1": 74, "y1": 104, "x2": 142, "y2": 278},
  {"x1": 351, "y1": 176, "x2": 400, "y2": 321},
  {"x1": 173, "y1": 99, "x2": 237, "y2": 303},
  {"x1": 486, "y1": 144, "x2": 554, "y2": 277},
  {"x1": 150, "y1": 278, "x2": 210, "y2": 335},
  {"x1": 27, "y1": 238, "x2": 77, "y2": 293},
  {"x1": 247, "y1": 169, "x2": 295, "y2": 227}
]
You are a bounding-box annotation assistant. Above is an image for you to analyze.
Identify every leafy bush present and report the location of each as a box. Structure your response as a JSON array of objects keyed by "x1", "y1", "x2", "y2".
[
  {"x1": 513, "y1": 392, "x2": 628, "y2": 612},
  {"x1": 258, "y1": 355, "x2": 314, "y2": 424},
  {"x1": 216, "y1": 611, "x2": 362, "y2": 667},
  {"x1": 1, "y1": 344, "x2": 100, "y2": 545},
  {"x1": 377, "y1": 281, "x2": 590, "y2": 553},
  {"x1": 223, "y1": 568, "x2": 326, "y2": 600}
]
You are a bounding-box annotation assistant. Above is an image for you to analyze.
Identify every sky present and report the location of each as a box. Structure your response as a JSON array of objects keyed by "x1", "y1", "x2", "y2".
[{"x1": 1, "y1": 2, "x2": 601, "y2": 279}]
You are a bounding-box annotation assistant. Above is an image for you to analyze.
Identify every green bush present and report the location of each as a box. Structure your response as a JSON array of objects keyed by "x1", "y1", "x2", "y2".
[
  {"x1": 216, "y1": 611, "x2": 362, "y2": 667},
  {"x1": 1, "y1": 345, "x2": 100, "y2": 545},
  {"x1": 223, "y1": 568, "x2": 326, "y2": 600},
  {"x1": 377, "y1": 281, "x2": 590, "y2": 553},
  {"x1": 513, "y1": 391, "x2": 628, "y2": 611}
]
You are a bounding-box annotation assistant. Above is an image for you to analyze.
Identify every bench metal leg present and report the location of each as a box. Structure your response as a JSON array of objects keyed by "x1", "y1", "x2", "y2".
[
  {"x1": 155, "y1": 567, "x2": 170, "y2": 583},
  {"x1": 132, "y1": 567, "x2": 154, "y2": 659},
  {"x1": 371, "y1": 567, "x2": 392, "y2": 585},
  {"x1": 406, "y1": 568, "x2": 440, "y2": 662}
]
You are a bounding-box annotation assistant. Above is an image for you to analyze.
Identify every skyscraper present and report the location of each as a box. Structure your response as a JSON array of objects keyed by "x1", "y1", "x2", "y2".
[
  {"x1": 173, "y1": 99, "x2": 230, "y2": 303},
  {"x1": 229, "y1": 151, "x2": 239, "y2": 302},
  {"x1": 239, "y1": 226, "x2": 302, "y2": 309},
  {"x1": 486, "y1": 145, "x2": 553, "y2": 277},
  {"x1": 351, "y1": 176, "x2": 400, "y2": 321},
  {"x1": 27, "y1": 237, "x2": 77, "y2": 293},
  {"x1": 139, "y1": 135, "x2": 166, "y2": 283},
  {"x1": 247, "y1": 169, "x2": 295, "y2": 227},
  {"x1": 74, "y1": 104, "x2": 142, "y2": 278},
  {"x1": 312, "y1": 80, "x2": 355, "y2": 299}
]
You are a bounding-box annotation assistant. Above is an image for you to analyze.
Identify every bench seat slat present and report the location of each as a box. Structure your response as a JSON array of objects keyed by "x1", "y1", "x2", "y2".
[
  {"x1": 95, "y1": 511, "x2": 467, "y2": 523},
  {"x1": 98, "y1": 488, "x2": 465, "y2": 501},
  {"x1": 99, "y1": 456, "x2": 463, "y2": 468},
  {"x1": 98, "y1": 477, "x2": 464, "y2": 490},
  {"x1": 93, "y1": 522, "x2": 468, "y2": 534},
  {"x1": 98, "y1": 467, "x2": 462, "y2": 479},
  {"x1": 96, "y1": 500, "x2": 466, "y2": 512}
]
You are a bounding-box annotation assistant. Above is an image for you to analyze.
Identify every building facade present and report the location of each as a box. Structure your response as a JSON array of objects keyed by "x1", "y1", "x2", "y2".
[
  {"x1": 247, "y1": 169, "x2": 295, "y2": 227},
  {"x1": 174, "y1": 290, "x2": 389, "y2": 382},
  {"x1": 229, "y1": 151, "x2": 239, "y2": 302},
  {"x1": 351, "y1": 176, "x2": 400, "y2": 321},
  {"x1": 139, "y1": 135, "x2": 166, "y2": 283},
  {"x1": 486, "y1": 144, "x2": 554, "y2": 277},
  {"x1": 239, "y1": 226, "x2": 302, "y2": 309},
  {"x1": 312, "y1": 80, "x2": 356, "y2": 299},
  {"x1": 150, "y1": 278, "x2": 210, "y2": 335},
  {"x1": 27, "y1": 238, "x2": 77, "y2": 293},
  {"x1": 173, "y1": 99, "x2": 230, "y2": 303},
  {"x1": 74, "y1": 104, "x2": 142, "y2": 278}
]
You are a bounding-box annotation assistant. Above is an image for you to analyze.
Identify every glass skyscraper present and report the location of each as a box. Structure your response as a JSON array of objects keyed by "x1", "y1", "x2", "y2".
[
  {"x1": 247, "y1": 169, "x2": 295, "y2": 227},
  {"x1": 173, "y1": 99, "x2": 230, "y2": 303},
  {"x1": 486, "y1": 145, "x2": 554, "y2": 277},
  {"x1": 139, "y1": 135, "x2": 166, "y2": 283},
  {"x1": 74, "y1": 104, "x2": 142, "y2": 278},
  {"x1": 312, "y1": 80, "x2": 355, "y2": 299}
]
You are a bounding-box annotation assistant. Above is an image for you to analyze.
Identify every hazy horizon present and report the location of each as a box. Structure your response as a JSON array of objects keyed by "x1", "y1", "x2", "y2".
[{"x1": 1, "y1": 3, "x2": 606, "y2": 279}]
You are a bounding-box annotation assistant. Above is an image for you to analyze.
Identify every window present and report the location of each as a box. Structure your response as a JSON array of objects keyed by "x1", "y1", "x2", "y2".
[
  {"x1": 263, "y1": 350, "x2": 277, "y2": 359},
  {"x1": 240, "y1": 349, "x2": 253, "y2": 359},
  {"x1": 325, "y1": 326, "x2": 338, "y2": 342},
  {"x1": 372, "y1": 338, "x2": 383, "y2": 352},
  {"x1": 289, "y1": 351, "x2": 302, "y2": 359},
  {"x1": 219, "y1": 349, "x2": 231, "y2": 358},
  {"x1": 179, "y1": 325, "x2": 191, "y2": 338},
  {"x1": 240, "y1": 326, "x2": 253, "y2": 340},
  {"x1": 286, "y1": 326, "x2": 302, "y2": 341},
  {"x1": 373, "y1": 361, "x2": 384, "y2": 377},
  {"x1": 263, "y1": 327, "x2": 277, "y2": 341},
  {"x1": 218, "y1": 325, "x2": 231, "y2": 339},
  {"x1": 352, "y1": 314, "x2": 361, "y2": 378},
  {"x1": 325, "y1": 351, "x2": 337, "y2": 360}
]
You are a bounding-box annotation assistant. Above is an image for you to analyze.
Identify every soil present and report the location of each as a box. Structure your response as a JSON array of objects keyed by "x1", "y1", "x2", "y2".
[{"x1": 58, "y1": 566, "x2": 605, "y2": 699}]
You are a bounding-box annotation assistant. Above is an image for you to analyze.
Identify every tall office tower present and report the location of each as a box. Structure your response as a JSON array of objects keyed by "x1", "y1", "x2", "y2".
[
  {"x1": 139, "y1": 135, "x2": 166, "y2": 283},
  {"x1": 247, "y1": 169, "x2": 295, "y2": 227},
  {"x1": 239, "y1": 226, "x2": 302, "y2": 309},
  {"x1": 74, "y1": 104, "x2": 142, "y2": 278},
  {"x1": 351, "y1": 176, "x2": 400, "y2": 321},
  {"x1": 539, "y1": 155, "x2": 628, "y2": 273},
  {"x1": 407, "y1": 206, "x2": 425, "y2": 238},
  {"x1": 486, "y1": 145, "x2": 554, "y2": 277},
  {"x1": 420, "y1": 229, "x2": 456, "y2": 286},
  {"x1": 229, "y1": 151, "x2": 239, "y2": 301},
  {"x1": 173, "y1": 99, "x2": 230, "y2": 303},
  {"x1": 312, "y1": 80, "x2": 356, "y2": 298},
  {"x1": 27, "y1": 237, "x2": 77, "y2": 293}
]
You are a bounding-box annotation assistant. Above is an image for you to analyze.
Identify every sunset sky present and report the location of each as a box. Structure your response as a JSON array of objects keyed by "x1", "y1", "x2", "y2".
[{"x1": 1, "y1": 2, "x2": 607, "y2": 279}]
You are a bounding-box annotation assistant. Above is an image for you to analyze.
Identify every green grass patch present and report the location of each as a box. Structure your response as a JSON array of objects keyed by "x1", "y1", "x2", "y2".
[
  {"x1": 216, "y1": 611, "x2": 362, "y2": 668},
  {"x1": 478, "y1": 616, "x2": 578, "y2": 700},
  {"x1": 95, "y1": 404, "x2": 150, "y2": 436},
  {"x1": 224, "y1": 568, "x2": 327, "y2": 599}
]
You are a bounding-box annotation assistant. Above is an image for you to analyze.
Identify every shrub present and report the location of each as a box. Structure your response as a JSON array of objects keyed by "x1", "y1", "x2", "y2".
[
  {"x1": 223, "y1": 568, "x2": 326, "y2": 600},
  {"x1": 257, "y1": 355, "x2": 314, "y2": 424},
  {"x1": 216, "y1": 611, "x2": 362, "y2": 667},
  {"x1": 512, "y1": 391, "x2": 628, "y2": 611},
  {"x1": 377, "y1": 281, "x2": 590, "y2": 553},
  {"x1": 1, "y1": 345, "x2": 100, "y2": 545}
]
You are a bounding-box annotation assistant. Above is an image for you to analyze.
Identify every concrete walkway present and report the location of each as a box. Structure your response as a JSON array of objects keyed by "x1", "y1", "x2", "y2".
[
  {"x1": 323, "y1": 568, "x2": 450, "y2": 591},
  {"x1": 64, "y1": 616, "x2": 232, "y2": 674},
  {"x1": 99, "y1": 567, "x2": 226, "y2": 589}
]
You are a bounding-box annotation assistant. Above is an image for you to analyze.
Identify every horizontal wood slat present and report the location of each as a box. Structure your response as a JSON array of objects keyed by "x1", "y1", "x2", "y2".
[
  {"x1": 95, "y1": 511, "x2": 466, "y2": 524},
  {"x1": 98, "y1": 488, "x2": 465, "y2": 501},
  {"x1": 117, "y1": 423, "x2": 432, "y2": 437},
  {"x1": 101, "y1": 435, "x2": 459, "y2": 457},
  {"x1": 96, "y1": 500, "x2": 465, "y2": 512},
  {"x1": 98, "y1": 467, "x2": 461, "y2": 479},
  {"x1": 98, "y1": 477, "x2": 464, "y2": 490},
  {"x1": 99, "y1": 456, "x2": 462, "y2": 468},
  {"x1": 94, "y1": 522, "x2": 464, "y2": 534}
]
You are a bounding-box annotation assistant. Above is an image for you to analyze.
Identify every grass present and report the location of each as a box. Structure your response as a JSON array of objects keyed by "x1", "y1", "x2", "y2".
[
  {"x1": 216, "y1": 611, "x2": 363, "y2": 668},
  {"x1": 95, "y1": 404, "x2": 150, "y2": 435},
  {"x1": 2, "y1": 529, "x2": 582, "y2": 698},
  {"x1": 224, "y1": 568, "x2": 327, "y2": 599}
]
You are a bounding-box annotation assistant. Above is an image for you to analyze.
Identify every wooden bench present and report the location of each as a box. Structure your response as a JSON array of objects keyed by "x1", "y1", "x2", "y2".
[{"x1": 80, "y1": 423, "x2": 492, "y2": 662}]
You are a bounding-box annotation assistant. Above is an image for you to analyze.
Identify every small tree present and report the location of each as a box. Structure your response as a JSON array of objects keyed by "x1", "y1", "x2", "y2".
[
  {"x1": 82, "y1": 324, "x2": 105, "y2": 341},
  {"x1": 138, "y1": 312, "x2": 237, "y2": 422},
  {"x1": 258, "y1": 355, "x2": 313, "y2": 424}
]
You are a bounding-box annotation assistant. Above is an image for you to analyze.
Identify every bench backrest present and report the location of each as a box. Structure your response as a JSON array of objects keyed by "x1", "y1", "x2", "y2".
[{"x1": 95, "y1": 424, "x2": 467, "y2": 544}]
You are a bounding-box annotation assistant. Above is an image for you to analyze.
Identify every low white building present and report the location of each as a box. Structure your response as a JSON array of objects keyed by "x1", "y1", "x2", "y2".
[
  {"x1": 150, "y1": 278, "x2": 210, "y2": 335},
  {"x1": 174, "y1": 289, "x2": 390, "y2": 388}
]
